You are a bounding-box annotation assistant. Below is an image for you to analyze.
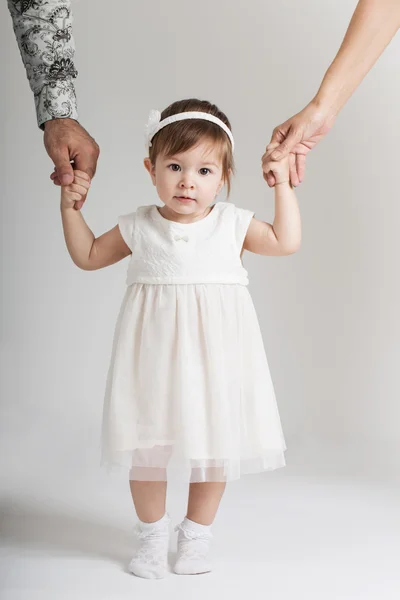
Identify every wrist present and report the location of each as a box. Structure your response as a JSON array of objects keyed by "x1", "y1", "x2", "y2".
[
  {"x1": 312, "y1": 73, "x2": 343, "y2": 118},
  {"x1": 44, "y1": 118, "x2": 78, "y2": 131},
  {"x1": 60, "y1": 200, "x2": 76, "y2": 212}
]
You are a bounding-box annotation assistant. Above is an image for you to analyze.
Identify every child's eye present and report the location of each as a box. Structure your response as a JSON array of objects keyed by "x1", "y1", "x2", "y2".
[
  {"x1": 199, "y1": 168, "x2": 211, "y2": 175},
  {"x1": 168, "y1": 164, "x2": 181, "y2": 172}
]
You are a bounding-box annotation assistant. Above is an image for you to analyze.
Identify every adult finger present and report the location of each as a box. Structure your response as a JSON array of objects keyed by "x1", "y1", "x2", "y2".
[
  {"x1": 51, "y1": 147, "x2": 74, "y2": 185},
  {"x1": 289, "y1": 153, "x2": 299, "y2": 187},
  {"x1": 50, "y1": 172, "x2": 61, "y2": 186},
  {"x1": 265, "y1": 142, "x2": 280, "y2": 155},
  {"x1": 74, "y1": 145, "x2": 100, "y2": 181},
  {"x1": 296, "y1": 154, "x2": 306, "y2": 184},
  {"x1": 270, "y1": 128, "x2": 302, "y2": 161}
]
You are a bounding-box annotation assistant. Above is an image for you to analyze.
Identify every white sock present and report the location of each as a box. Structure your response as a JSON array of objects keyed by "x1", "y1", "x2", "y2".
[
  {"x1": 129, "y1": 513, "x2": 170, "y2": 579},
  {"x1": 174, "y1": 517, "x2": 213, "y2": 575}
]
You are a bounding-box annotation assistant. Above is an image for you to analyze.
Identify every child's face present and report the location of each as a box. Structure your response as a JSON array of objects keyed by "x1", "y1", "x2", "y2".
[{"x1": 144, "y1": 140, "x2": 225, "y2": 217}]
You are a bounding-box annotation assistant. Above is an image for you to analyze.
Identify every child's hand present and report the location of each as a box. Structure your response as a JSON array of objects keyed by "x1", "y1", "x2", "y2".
[
  {"x1": 262, "y1": 142, "x2": 290, "y2": 185},
  {"x1": 60, "y1": 170, "x2": 91, "y2": 210}
]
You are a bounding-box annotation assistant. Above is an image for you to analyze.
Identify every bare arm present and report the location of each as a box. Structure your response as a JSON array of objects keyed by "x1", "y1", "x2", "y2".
[
  {"x1": 244, "y1": 183, "x2": 301, "y2": 256},
  {"x1": 61, "y1": 214, "x2": 131, "y2": 271},
  {"x1": 60, "y1": 171, "x2": 131, "y2": 270},
  {"x1": 268, "y1": 0, "x2": 400, "y2": 185},
  {"x1": 316, "y1": 0, "x2": 400, "y2": 115},
  {"x1": 244, "y1": 146, "x2": 301, "y2": 256}
]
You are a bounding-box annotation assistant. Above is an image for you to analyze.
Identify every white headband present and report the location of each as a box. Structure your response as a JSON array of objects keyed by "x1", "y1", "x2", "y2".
[{"x1": 144, "y1": 109, "x2": 235, "y2": 152}]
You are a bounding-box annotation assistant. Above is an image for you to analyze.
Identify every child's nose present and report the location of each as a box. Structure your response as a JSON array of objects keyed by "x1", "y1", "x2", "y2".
[{"x1": 179, "y1": 178, "x2": 194, "y2": 189}]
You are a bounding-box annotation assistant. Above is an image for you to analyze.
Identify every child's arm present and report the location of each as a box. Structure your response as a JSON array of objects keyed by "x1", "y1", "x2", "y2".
[
  {"x1": 61, "y1": 170, "x2": 131, "y2": 270},
  {"x1": 243, "y1": 144, "x2": 301, "y2": 256}
]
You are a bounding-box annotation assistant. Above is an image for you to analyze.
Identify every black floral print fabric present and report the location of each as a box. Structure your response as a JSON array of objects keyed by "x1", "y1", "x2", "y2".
[{"x1": 7, "y1": 0, "x2": 78, "y2": 128}]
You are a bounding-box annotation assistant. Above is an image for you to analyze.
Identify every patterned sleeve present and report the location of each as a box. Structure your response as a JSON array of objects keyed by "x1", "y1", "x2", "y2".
[
  {"x1": 7, "y1": 0, "x2": 78, "y2": 129},
  {"x1": 118, "y1": 212, "x2": 136, "y2": 252}
]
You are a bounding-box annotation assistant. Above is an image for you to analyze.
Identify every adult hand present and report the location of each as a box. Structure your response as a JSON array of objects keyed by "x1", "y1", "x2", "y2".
[
  {"x1": 265, "y1": 101, "x2": 336, "y2": 187},
  {"x1": 44, "y1": 119, "x2": 100, "y2": 210}
]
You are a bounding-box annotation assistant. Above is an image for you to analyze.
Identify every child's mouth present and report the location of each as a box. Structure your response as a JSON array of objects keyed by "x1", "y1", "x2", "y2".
[{"x1": 175, "y1": 196, "x2": 195, "y2": 203}]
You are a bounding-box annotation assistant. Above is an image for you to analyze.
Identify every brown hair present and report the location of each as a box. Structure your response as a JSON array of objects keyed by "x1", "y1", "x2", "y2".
[{"x1": 148, "y1": 98, "x2": 234, "y2": 196}]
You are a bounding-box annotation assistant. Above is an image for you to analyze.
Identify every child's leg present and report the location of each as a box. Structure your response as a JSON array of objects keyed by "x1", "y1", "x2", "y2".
[
  {"x1": 129, "y1": 480, "x2": 167, "y2": 522},
  {"x1": 174, "y1": 481, "x2": 226, "y2": 575},
  {"x1": 186, "y1": 482, "x2": 226, "y2": 525},
  {"x1": 129, "y1": 444, "x2": 172, "y2": 522},
  {"x1": 128, "y1": 480, "x2": 170, "y2": 579},
  {"x1": 128, "y1": 446, "x2": 171, "y2": 579}
]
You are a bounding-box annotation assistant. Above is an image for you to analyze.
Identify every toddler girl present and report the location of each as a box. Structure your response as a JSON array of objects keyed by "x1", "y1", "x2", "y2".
[{"x1": 60, "y1": 98, "x2": 301, "y2": 578}]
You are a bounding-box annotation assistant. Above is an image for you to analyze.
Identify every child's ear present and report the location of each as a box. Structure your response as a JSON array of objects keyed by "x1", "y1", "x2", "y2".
[{"x1": 143, "y1": 157, "x2": 156, "y2": 185}]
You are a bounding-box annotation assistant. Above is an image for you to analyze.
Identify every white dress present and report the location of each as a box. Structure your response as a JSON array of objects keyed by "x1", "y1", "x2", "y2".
[{"x1": 101, "y1": 202, "x2": 286, "y2": 482}]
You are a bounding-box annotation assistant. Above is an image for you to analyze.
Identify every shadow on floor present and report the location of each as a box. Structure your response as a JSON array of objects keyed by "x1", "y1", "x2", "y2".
[{"x1": 0, "y1": 497, "x2": 134, "y2": 566}]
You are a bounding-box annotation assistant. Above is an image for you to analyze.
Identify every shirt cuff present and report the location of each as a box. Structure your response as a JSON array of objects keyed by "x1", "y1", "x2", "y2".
[{"x1": 37, "y1": 80, "x2": 79, "y2": 130}]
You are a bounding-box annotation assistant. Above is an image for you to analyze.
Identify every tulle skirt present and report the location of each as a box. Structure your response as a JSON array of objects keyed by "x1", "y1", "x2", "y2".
[{"x1": 101, "y1": 283, "x2": 286, "y2": 482}]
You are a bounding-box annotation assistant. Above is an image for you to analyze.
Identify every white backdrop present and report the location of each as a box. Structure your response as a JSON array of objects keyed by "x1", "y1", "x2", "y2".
[{"x1": 1, "y1": 0, "x2": 400, "y2": 512}]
